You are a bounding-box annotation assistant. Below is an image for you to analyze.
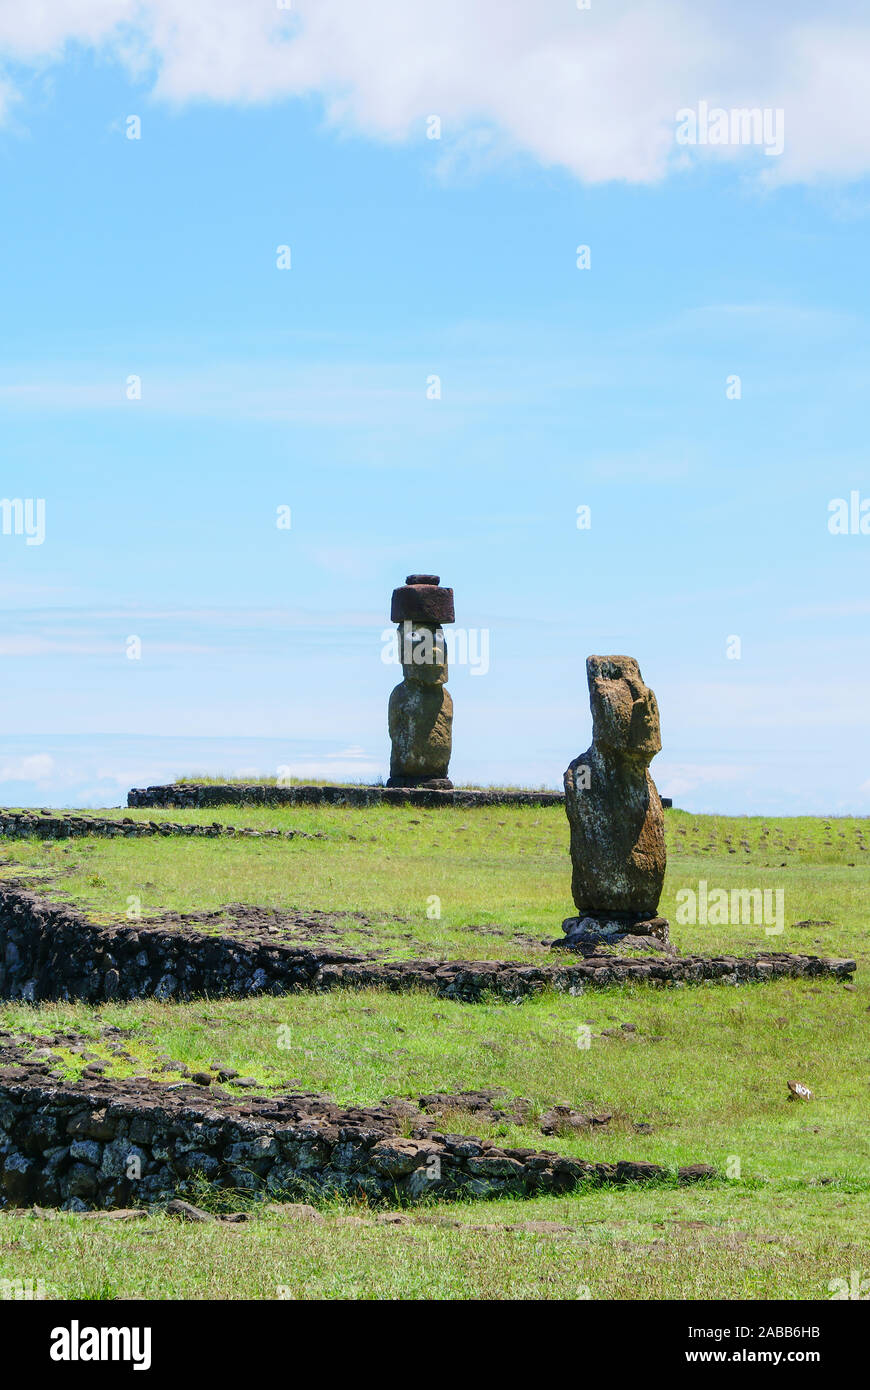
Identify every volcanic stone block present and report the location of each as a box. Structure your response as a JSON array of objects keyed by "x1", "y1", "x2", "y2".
[
  {"x1": 390, "y1": 574, "x2": 455, "y2": 626},
  {"x1": 562, "y1": 655, "x2": 667, "y2": 948}
]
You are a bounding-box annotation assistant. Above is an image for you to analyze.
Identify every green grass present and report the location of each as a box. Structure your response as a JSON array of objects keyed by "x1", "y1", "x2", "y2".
[
  {"x1": 170, "y1": 774, "x2": 554, "y2": 790},
  {"x1": 2, "y1": 979, "x2": 867, "y2": 1181},
  {"x1": 0, "y1": 805, "x2": 868, "y2": 1299},
  {"x1": 1, "y1": 806, "x2": 867, "y2": 962},
  {"x1": 0, "y1": 1186, "x2": 865, "y2": 1299}
]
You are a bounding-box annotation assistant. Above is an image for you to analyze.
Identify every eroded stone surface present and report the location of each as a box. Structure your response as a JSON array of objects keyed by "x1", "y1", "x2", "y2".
[
  {"x1": 388, "y1": 679, "x2": 453, "y2": 783},
  {"x1": 564, "y1": 655, "x2": 667, "y2": 948}
]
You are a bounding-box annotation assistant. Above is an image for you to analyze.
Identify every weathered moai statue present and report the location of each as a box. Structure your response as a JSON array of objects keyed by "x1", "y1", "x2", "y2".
[
  {"x1": 387, "y1": 574, "x2": 454, "y2": 789},
  {"x1": 561, "y1": 655, "x2": 669, "y2": 950}
]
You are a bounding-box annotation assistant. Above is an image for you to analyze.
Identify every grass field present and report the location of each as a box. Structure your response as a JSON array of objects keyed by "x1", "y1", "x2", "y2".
[
  {"x1": 0, "y1": 804, "x2": 868, "y2": 1299},
  {"x1": 2, "y1": 1186, "x2": 865, "y2": 1300},
  {"x1": 1, "y1": 805, "x2": 868, "y2": 961}
]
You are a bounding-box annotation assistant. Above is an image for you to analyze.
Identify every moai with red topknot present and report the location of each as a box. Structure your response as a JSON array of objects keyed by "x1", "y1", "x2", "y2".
[{"x1": 387, "y1": 574, "x2": 454, "y2": 789}]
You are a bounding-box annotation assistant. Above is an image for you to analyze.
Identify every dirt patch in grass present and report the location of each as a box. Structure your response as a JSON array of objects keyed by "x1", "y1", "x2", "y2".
[{"x1": 139, "y1": 901, "x2": 403, "y2": 952}]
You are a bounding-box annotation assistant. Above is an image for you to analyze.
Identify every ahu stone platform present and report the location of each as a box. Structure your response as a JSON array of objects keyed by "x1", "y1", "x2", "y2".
[
  {"x1": 127, "y1": 782, "x2": 567, "y2": 809},
  {"x1": 0, "y1": 887, "x2": 854, "y2": 1006},
  {"x1": 127, "y1": 782, "x2": 673, "y2": 810}
]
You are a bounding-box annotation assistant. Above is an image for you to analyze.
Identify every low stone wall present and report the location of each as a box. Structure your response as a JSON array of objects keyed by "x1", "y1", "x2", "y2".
[
  {"x1": 0, "y1": 810, "x2": 311, "y2": 842},
  {"x1": 0, "y1": 889, "x2": 336, "y2": 1004},
  {"x1": 127, "y1": 783, "x2": 669, "y2": 811},
  {"x1": 129, "y1": 782, "x2": 565, "y2": 809},
  {"x1": 127, "y1": 781, "x2": 675, "y2": 811},
  {"x1": 311, "y1": 950, "x2": 854, "y2": 996},
  {"x1": 0, "y1": 1049, "x2": 709, "y2": 1210},
  {"x1": 0, "y1": 888, "x2": 854, "y2": 1006}
]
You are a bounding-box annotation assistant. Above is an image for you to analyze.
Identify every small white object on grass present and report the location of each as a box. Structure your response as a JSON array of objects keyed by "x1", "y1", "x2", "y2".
[{"x1": 787, "y1": 1080, "x2": 813, "y2": 1100}]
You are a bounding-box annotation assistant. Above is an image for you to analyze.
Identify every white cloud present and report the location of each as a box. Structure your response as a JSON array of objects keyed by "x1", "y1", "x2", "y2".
[
  {"x1": 276, "y1": 757, "x2": 380, "y2": 782},
  {"x1": 0, "y1": 633, "x2": 214, "y2": 656},
  {"x1": 667, "y1": 679, "x2": 870, "y2": 730},
  {"x1": 0, "y1": 604, "x2": 388, "y2": 631},
  {"x1": 656, "y1": 761, "x2": 754, "y2": 799},
  {"x1": 0, "y1": 361, "x2": 476, "y2": 424},
  {"x1": 786, "y1": 599, "x2": 870, "y2": 619},
  {"x1": 0, "y1": 1, "x2": 869, "y2": 184},
  {"x1": 0, "y1": 636, "x2": 109, "y2": 656},
  {"x1": 768, "y1": 23, "x2": 870, "y2": 185},
  {"x1": 0, "y1": 753, "x2": 54, "y2": 782}
]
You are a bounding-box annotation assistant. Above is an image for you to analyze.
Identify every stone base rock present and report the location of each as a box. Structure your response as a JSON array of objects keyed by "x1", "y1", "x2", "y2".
[
  {"x1": 539, "y1": 1106, "x2": 613, "y2": 1136},
  {"x1": 386, "y1": 776, "x2": 453, "y2": 790},
  {"x1": 558, "y1": 913, "x2": 671, "y2": 956}
]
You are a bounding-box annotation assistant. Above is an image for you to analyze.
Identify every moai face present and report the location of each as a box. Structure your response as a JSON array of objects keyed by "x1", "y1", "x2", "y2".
[
  {"x1": 587, "y1": 655, "x2": 661, "y2": 761},
  {"x1": 399, "y1": 625, "x2": 448, "y2": 686}
]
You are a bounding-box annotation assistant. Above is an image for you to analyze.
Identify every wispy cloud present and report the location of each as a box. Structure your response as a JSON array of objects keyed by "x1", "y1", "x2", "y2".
[
  {"x1": 0, "y1": 753, "x2": 54, "y2": 783},
  {"x1": 0, "y1": 605, "x2": 387, "y2": 631},
  {"x1": 0, "y1": 635, "x2": 216, "y2": 657},
  {"x1": 786, "y1": 599, "x2": 870, "y2": 619},
  {"x1": 656, "y1": 761, "x2": 754, "y2": 798}
]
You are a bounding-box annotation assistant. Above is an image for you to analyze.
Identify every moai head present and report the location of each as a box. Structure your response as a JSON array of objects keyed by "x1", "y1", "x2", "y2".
[
  {"x1": 391, "y1": 574, "x2": 453, "y2": 686},
  {"x1": 399, "y1": 626, "x2": 448, "y2": 685},
  {"x1": 587, "y1": 655, "x2": 661, "y2": 762}
]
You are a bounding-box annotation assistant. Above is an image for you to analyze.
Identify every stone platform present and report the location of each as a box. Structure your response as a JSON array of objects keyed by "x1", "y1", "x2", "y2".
[
  {"x1": 0, "y1": 1033, "x2": 716, "y2": 1210},
  {"x1": 127, "y1": 782, "x2": 569, "y2": 809},
  {"x1": 127, "y1": 782, "x2": 673, "y2": 810},
  {"x1": 0, "y1": 887, "x2": 854, "y2": 1006},
  {"x1": 0, "y1": 809, "x2": 314, "y2": 842}
]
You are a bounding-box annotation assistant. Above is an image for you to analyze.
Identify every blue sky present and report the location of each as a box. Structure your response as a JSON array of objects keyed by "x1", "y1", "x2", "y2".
[{"x1": 0, "y1": 3, "x2": 868, "y2": 812}]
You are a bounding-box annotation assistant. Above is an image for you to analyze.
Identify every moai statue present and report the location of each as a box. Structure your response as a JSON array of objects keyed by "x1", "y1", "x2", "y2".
[
  {"x1": 561, "y1": 655, "x2": 669, "y2": 951},
  {"x1": 387, "y1": 574, "x2": 454, "y2": 789}
]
